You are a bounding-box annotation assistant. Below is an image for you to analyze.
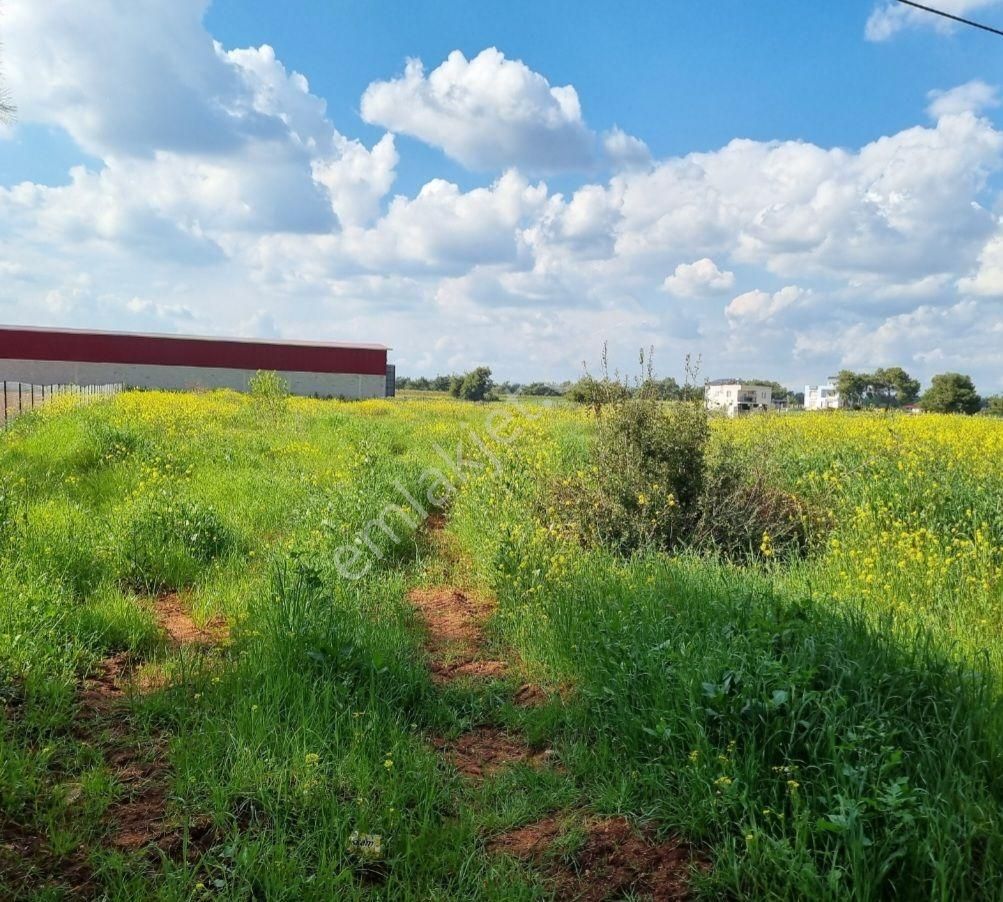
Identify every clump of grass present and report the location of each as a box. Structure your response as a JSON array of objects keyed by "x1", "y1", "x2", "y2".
[
  {"x1": 121, "y1": 490, "x2": 241, "y2": 593},
  {"x1": 249, "y1": 369, "x2": 290, "y2": 420},
  {"x1": 20, "y1": 498, "x2": 116, "y2": 599},
  {"x1": 693, "y1": 439, "x2": 820, "y2": 561}
]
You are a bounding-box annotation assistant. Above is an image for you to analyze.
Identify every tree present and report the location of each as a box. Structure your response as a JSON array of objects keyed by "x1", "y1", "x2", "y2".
[
  {"x1": 520, "y1": 382, "x2": 562, "y2": 397},
  {"x1": 636, "y1": 377, "x2": 682, "y2": 400},
  {"x1": 566, "y1": 376, "x2": 629, "y2": 406},
  {"x1": 836, "y1": 370, "x2": 870, "y2": 409},
  {"x1": 982, "y1": 395, "x2": 1003, "y2": 417},
  {"x1": 871, "y1": 366, "x2": 920, "y2": 409},
  {"x1": 449, "y1": 366, "x2": 495, "y2": 402},
  {"x1": 920, "y1": 373, "x2": 981, "y2": 415}
]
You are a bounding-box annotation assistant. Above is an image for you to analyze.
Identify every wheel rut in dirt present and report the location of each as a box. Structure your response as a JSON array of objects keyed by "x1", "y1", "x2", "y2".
[
  {"x1": 410, "y1": 515, "x2": 551, "y2": 778},
  {"x1": 489, "y1": 814, "x2": 706, "y2": 901},
  {"x1": 411, "y1": 514, "x2": 707, "y2": 899},
  {"x1": 52, "y1": 592, "x2": 226, "y2": 890},
  {"x1": 152, "y1": 592, "x2": 228, "y2": 647}
]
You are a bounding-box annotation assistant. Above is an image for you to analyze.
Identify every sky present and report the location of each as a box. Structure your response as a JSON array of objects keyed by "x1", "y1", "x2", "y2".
[{"x1": 2, "y1": 0, "x2": 1003, "y2": 390}]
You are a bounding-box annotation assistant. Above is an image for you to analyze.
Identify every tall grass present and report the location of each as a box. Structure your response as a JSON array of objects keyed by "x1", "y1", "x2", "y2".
[{"x1": 2, "y1": 394, "x2": 1002, "y2": 899}]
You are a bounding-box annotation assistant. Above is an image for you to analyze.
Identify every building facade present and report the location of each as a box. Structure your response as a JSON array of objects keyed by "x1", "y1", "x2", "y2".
[
  {"x1": 705, "y1": 379, "x2": 772, "y2": 416},
  {"x1": 804, "y1": 379, "x2": 841, "y2": 410},
  {"x1": 0, "y1": 326, "x2": 392, "y2": 399}
]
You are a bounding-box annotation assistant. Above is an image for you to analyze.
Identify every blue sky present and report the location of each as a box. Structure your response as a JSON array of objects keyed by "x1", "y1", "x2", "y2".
[{"x1": 3, "y1": 0, "x2": 1003, "y2": 389}]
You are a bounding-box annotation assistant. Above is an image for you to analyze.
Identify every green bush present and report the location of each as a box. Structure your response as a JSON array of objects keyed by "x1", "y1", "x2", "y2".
[
  {"x1": 694, "y1": 441, "x2": 817, "y2": 561},
  {"x1": 122, "y1": 491, "x2": 239, "y2": 593},
  {"x1": 555, "y1": 370, "x2": 815, "y2": 561},
  {"x1": 555, "y1": 395, "x2": 709, "y2": 554},
  {"x1": 249, "y1": 370, "x2": 290, "y2": 417}
]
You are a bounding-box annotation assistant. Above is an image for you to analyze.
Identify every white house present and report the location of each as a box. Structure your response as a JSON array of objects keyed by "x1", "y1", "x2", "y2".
[
  {"x1": 705, "y1": 379, "x2": 772, "y2": 416},
  {"x1": 805, "y1": 379, "x2": 841, "y2": 410}
]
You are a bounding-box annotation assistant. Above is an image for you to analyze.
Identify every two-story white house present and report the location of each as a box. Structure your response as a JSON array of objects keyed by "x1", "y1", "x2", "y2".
[
  {"x1": 804, "y1": 379, "x2": 841, "y2": 410},
  {"x1": 705, "y1": 379, "x2": 772, "y2": 416}
]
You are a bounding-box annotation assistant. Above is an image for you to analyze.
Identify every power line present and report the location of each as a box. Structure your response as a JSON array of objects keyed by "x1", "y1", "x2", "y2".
[{"x1": 896, "y1": 0, "x2": 1003, "y2": 37}]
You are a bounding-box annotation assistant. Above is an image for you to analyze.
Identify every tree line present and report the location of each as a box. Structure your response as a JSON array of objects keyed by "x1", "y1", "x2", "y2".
[
  {"x1": 835, "y1": 368, "x2": 1000, "y2": 415},
  {"x1": 396, "y1": 370, "x2": 710, "y2": 402},
  {"x1": 398, "y1": 366, "x2": 1003, "y2": 415}
]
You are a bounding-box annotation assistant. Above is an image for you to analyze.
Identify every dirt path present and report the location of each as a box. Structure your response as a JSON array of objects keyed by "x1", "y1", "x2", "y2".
[
  {"x1": 409, "y1": 513, "x2": 703, "y2": 900},
  {"x1": 152, "y1": 592, "x2": 228, "y2": 647},
  {"x1": 407, "y1": 516, "x2": 538, "y2": 695},
  {"x1": 489, "y1": 815, "x2": 700, "y2": 902},
  {"x1": 68, "y1": 593, "x2": 224, "y2": 885},
  {"x1": 407, "y1": 586, "x2": 509, "y2": 682}
]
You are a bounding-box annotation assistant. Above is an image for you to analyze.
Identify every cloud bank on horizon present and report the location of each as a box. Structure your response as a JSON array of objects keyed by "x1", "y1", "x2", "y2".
[{"x1": 1, "y1": 0, "x2": 1003, "y2": 390}]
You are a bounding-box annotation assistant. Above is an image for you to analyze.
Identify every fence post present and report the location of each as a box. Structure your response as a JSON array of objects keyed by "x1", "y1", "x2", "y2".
[{"x1": 18, "y1": 382, "x2": 22, "y2": 413}]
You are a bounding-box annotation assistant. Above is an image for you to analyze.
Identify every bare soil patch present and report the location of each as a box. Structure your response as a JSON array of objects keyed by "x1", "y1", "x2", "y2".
[
  {"x1": 0, "y1": 819, "x2": 94, "y2": 900},
  {"x1": 104, "y1": 742, "x2": 174, "y2": 853},
  {"x1": 59, "y1": 594, "x2": 229, "y2": 881},
  {"x1": 408, "y1": 585, "x2": 510, "y2": 685},
  {"x1": 153, "y1": 593, "x2": 228, "y2": 647},
  {"x1": 78, "y1": 651, "x2": 133, "y2": 715},
  {"x1": 490, "y1": 814, "x2": 702, "y2": 901},
  {"x1": 434, "y1": 727, "x2": 555, "y2": 779},
  {"x1": 411, "y1": 515, "x2": 547, "y2": 701}
]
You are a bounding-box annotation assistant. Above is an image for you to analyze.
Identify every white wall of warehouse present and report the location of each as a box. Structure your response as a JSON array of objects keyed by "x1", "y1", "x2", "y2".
[{"x1": 0, "y1": 359, "x2": 387, "y2": 399}]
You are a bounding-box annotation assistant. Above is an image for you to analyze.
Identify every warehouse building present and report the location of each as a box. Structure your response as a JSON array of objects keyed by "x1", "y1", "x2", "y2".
[{"x1": 0, "y1": 326, "x2": 394, "y2": 399}]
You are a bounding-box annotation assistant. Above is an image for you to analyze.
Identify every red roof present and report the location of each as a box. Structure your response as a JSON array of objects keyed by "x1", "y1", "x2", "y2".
[{"x1": 0, "y1": 326, "x2": 388, "y2": 376}]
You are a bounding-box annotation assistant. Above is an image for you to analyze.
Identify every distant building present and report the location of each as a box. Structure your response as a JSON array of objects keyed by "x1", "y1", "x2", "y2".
[
  {"x1": 0, "y1": 326, "x2": 393, "y2": 399},
  {"x1": 705, "y1": 379, "x2": 772, "y2": 416},
  {"x1": 804, "y1": 378, "x2": 841, "y2": 410}
]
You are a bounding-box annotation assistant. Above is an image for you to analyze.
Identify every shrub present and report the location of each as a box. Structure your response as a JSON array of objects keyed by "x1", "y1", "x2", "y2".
[
  {"x1": 694, "y1": 441, "x2": 817, "y2": 561},
  {"x1": 249, "y1": 370, "x2": 290, "y2": 417},
  {"x1": 554, "y1": 354, "x2": 816, "y2": 562},
  {"x1": 122, "y1": 492, "x2": 239, "y2": 593},
  {"x1": 983, "y1": 395, "x2": 1003, "y2": 417},
  {"x1": 565, "y1": 376, "x2": 630, "y2": 411},
  {"x1": 555, "y1": 393, "x2": 709, "y2": 555},
  {"x1": 520, "y1": 382, "x2": 562, "y2": 397}
]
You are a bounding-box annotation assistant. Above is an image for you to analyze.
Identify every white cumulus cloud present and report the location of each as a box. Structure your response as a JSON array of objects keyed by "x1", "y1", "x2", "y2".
[
  {"x1": 663, "y1": 259, "x2": 735, "y2": 297},
  {"x1": 726, "y1": 286, "x2": 808, "y2": 322},
  {"x1": 927, "y1": 80, "x2": 1000, "y2": 118},
  {"x1": 360, "y1": 48, "x2": 598, "y2": 173}
]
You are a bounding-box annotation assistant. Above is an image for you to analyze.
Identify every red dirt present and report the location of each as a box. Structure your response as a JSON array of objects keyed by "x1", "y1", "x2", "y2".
[
  {"x1": 62, "y1": 594, "x2": 229, "y2": 876},
  {"x1": 490, "y1": 814, "x2": 703, "y2": 901},
  {"x1": 78, "y1": 652, "x2": 133, "y2": 715},
  {"x1": 407, "y1": 584, "x2": 545, "y2": 699},
  {"x1": 0, "y1": 819, "x2": 94, "y2": 899},
  {"x1": 410, "y1": 515, "x2": 547, "y2": 702},
  {"x1": 153, "y1": 593, "x2": 228, "y2": 646},
  {"x1": 408, "y1": 585, "x2": 503, "y2": 683},
  {"x1": 425, "y1": 511, "x2": 449, "y2": 531},
  {"x1": 101, "y1": 742, "x2": 174, "y2": 853},
  {"x1": 433, "y1": 727, "x2": 556, "y2": 779},
  {"x1": 514, "y1": 683, "x2": 548, "y2": 706}
]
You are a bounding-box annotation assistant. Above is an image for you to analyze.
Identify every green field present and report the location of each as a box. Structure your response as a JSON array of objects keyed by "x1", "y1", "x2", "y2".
[{"x1": 1, "y1": 391, "x2": 1002, "y2": 900}]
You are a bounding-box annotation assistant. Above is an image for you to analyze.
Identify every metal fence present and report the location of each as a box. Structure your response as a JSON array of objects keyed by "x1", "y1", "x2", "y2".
[{"x1": 2, "y1": 382, "x2": 123, "y2": 428}]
